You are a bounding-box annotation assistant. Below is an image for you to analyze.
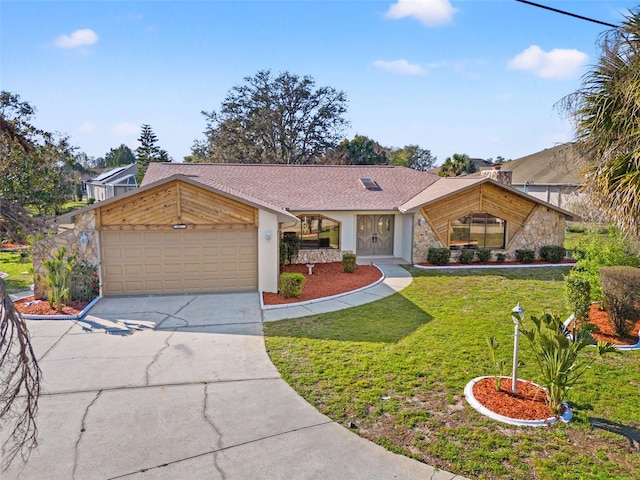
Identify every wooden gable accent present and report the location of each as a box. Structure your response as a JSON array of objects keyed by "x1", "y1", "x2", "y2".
[
  {"x1": 97, "y1": 180, "x2": 258, "y2": 231},
  {"x1": 420, "y1": 183, "x2": 537, "y2": 246}
]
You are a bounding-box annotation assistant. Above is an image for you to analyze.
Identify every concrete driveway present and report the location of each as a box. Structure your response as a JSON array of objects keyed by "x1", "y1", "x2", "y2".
[{"x1": 4, "y1": 293, "x2": 463, "y2": 479}]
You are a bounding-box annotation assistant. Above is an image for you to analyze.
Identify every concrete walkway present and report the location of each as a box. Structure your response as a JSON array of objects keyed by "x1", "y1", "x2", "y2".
[
  {"x1": 4, "y1": 285, "x2": 465, "y2": 479},
  {"x1": 263, "y1": 263, "x2": 413, "y2": 322}
]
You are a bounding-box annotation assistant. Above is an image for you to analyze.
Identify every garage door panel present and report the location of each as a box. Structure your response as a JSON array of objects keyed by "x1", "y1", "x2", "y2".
[{"x1": 101, "y1": 229, "x2": 257, "y2": 295}]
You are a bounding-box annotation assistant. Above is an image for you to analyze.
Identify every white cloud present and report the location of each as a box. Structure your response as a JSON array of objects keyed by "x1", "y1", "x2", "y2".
[
  {"x1": 54, "y1": 29, "x2": 99, "y2": 48},
  {"x1": 386, "y1": 0, "x2": 457, "y2": 27},
  {"x1": 373, "y1": 59, "x2": 426, "y2": 76},
  {"x1": 112, "y1": 122, "x2": 139, "y2": 136},
  {"x1": 78, "y1": 122, "x2": 96, "y2": 133},
  {"x1": 508, "y1": 45, "x2": 588, "y2": 80}
]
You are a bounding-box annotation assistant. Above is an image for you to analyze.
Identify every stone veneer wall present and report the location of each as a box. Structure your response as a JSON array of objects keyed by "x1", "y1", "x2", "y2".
[
  {"x1": 33, "y1": 211, "x2": 100, "y2": 298},
  {"x1": 507, "y1": 205, "x2": 566, "y2": 258},
  {"x1": 480, "y1": 168, "x2": 512, "y2": 186},
  {"x1": 291, "y1": 249, "x2": 344, "y2": 264},
  {"x1": 412, "y1": 206, "x2": 566, "y2": 263},
  {"x1": 412, "y1": 214, "x2": 444, "y2": 263}
]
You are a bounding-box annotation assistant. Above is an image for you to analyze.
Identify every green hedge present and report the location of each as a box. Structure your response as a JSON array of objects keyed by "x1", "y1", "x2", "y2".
[
  {"x1": 279, "y1": 273, "x2": 306, "y2": 299},
  {"x1": 515, "y1": 249, "x2": 535, "y2": 264},
  {"x1": 600, "y1": 266, "x2": 640, "y2": 336},
  {"x1": 540, "y1": 245, "x2": 566, "y2": 263},
  {"x1": 427, "y1": 248, "x2": 451, "y2": 265}
]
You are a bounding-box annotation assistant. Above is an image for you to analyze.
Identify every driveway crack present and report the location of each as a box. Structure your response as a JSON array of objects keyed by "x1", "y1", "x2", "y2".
[
  {"x1": 145, "y1": 330, "x2": 176, "y2": 385},
  {"x1": 155, "y1": 296, "x2": 197, "y2": 329},
  {"x1": 203, "y1": 383, "x2": 227, "y2": 479},
  {"x1": 73, "y1": 390, "x2": 102, "y2": 480}
]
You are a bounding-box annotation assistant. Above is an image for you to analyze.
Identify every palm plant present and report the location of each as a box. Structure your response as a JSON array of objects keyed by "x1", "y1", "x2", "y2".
[
  {"x1": 43, "y1": 248, "x2": 76, "y2": 313},
  {"x1": 560, "y1": 10, "x2": 640, "y2": 236},
  {"x1": 520, "y1": 314, "x2": 618, "y2": 416}
]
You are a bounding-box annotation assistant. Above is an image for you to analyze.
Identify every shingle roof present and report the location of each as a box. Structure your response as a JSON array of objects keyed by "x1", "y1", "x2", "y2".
[
  {"x1": 400, "y1": 177, "x2": 485, "y2": 212},
  {"x1": 142, "y1": 163, "x2": 441, "y2": 211},
  {"x1": 477, "y1": 144, "x2": 586, "y2": 185}
]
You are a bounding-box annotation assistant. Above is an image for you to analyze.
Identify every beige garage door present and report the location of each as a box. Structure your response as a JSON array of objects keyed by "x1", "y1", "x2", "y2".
[{"x1": 100, "y1": 229, "x2": 257, "y2": 296}]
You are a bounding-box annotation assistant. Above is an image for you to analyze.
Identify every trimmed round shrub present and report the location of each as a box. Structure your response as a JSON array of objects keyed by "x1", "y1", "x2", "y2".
[
  {"x1": 459, "y1": 249, "x2": 475, "y2": 264},
  {"x1": 515, "y1": 249, "x2": 535, "y2": 264},
  {"x1": 496, "y1": 253, "x2": 506, "y2": 263},
  {"x1": 279, "y1": 273, "x2": 306, "y2": 298},
  {"x1": 540, "y1": 245, "x2": 566, "y2": 263},
  {"x1": 477, "y1": 248, "x2": 492, "y2": 263},
  {"x1": 342, "y1": 252, "x2": 356, "y2": 273},
  {"x1": 427, "y1": 247, "x2": 451, "y2": 265}
]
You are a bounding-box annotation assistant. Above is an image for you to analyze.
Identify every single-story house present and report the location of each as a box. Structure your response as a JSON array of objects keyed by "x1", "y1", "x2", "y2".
[
  {"x1": 33, "y1": 163, "x2": 572, "y2": 297},
  {"x1": 475, "y1": 144, "x2": 586, "y2": 214},
  {"x1": 84, "y1": 163, "x2": 139, "y2": 202}
]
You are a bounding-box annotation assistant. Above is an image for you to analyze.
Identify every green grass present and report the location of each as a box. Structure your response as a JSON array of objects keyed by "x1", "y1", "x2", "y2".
[
  {"x1": 265, "y1": 265, "x2": 640, "y2": 480},
  {"x1": 0, "y1": 249, "x2": 33, "y2": 293}
]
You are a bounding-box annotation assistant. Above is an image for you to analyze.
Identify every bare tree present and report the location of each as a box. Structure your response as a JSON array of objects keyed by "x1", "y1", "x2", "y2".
[{"x1": 0, "y1": 278, "x2": 41, "y2": 470}]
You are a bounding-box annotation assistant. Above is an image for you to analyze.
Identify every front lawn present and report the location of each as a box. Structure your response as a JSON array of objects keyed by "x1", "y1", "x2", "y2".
[
  {"x1": 0, "y1": 250, "x2": 33, "y2": 294},
  {"x1": 265, "y1": 266, "x2": 640, "y2": 480}
]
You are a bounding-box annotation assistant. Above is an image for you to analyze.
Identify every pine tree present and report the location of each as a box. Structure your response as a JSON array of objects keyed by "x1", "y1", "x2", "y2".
[{"x1": 135, "y1": 124, "x2": 170, "y2": 182}]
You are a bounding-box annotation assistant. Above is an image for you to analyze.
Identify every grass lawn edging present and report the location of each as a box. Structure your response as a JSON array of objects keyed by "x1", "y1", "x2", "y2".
[
  {"x1": 18, "y1": 295, "x2": 101, "y2": 320},
  {"x1": 464, "y1": 376, "x2": 573, "y2": 427},
  {"x1": 563, "y1": 314, "x2": 640, "y2": 351},
  {"x1": 261, "y1": 264, "x2": 385, "y2": 310}
]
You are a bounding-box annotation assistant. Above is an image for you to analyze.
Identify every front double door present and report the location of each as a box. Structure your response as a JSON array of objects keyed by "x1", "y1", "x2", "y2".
[{"x1": 356, "y1": 215, "x2": 394, "y2": 255}]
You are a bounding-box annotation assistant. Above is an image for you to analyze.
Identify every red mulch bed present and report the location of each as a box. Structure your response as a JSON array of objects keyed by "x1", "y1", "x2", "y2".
[
  {"x1": 262, "y1": 262, "x2": 382, "y2": 305},
  {"x1": 1, "y1": 242, "x2": 28, "y2": 249},
  {"x1": 473, "y1": 377, "x2": 552, "y2": 420},
  {"x1": 571, "y1": 303, "x2": 640, "y2": 346},
  {"x1": 13, "y1": 296, "x2": 89, "y2": 316},
  {"x1": 418, "y1": 259, "x2": 577, "y2": 267}
]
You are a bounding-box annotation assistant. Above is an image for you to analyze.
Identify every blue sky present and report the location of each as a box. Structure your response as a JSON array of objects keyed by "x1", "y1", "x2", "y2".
[{"x1": 2, "y1": 0, "x2": 638, "y2": 164}]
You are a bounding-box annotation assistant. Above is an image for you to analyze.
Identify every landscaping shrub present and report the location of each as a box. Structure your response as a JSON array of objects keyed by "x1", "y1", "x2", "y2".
[
  {"x1": 279, "y1": 232, "x2": 300, "y2": 267},
  {"x1": 540, "y1": 245, "x2": 566, "y2": 263},
  {"x1": 43, "y1": 248, "x2": 76, "y2": 312},
  {"x1": 572, "y1": 226, "x2": 640, "y2": 300},
  {"x1": 515, "y1": 249, "x2": 535, "y2": 264},
  {"x1": 495, "y1": 252, "x2": 506, "y2": 263},
  {"x1": 600, "y1": 266, "x2": 640, "y2": 337},
  {"x1": 477, "y1": 248, "x2": 492, "y2": 263},
  {"x1": 342, "y1": 252, "x2": 356, "y2": 273},
  {"x1": 427, "y1": 247, "x2": 450, "y2": 265},
  {"x1": 279, "y1": 273, "x2": 306, "y2": 299},
  {"x1": 71, "y1": 260, "x2": 100, "y2": 302},
  {"x1": 87, "y1": 197, "x2": 96, "y2": 205},
  {"x1": 565, "y1": 272, "x2": 591, "y2": 329},
  {"x1": 521, "y1": 313, "x2": 617, "y2": 416},
  {"x1": 486, "y1": 336, "x2": 507, "y2": 391},
  {"x1": 459, "y1": 249, "x2": 475, "y2": 264}
]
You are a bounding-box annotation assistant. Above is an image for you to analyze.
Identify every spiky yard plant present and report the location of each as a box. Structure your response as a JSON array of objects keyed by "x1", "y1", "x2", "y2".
[
  {"x1": 520, "y1": 313, "x2": 618, "y2": 416},
  {"x1": 43, "y1": 248, "x2": 76, "y2": 313},
  {"x1": 486, "y1": 336, "x2": 508, "y2": 391}
]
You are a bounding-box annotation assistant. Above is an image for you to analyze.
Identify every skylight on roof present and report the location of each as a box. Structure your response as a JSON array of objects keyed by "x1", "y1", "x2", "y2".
[{"x1": 360, "y1": 177, "x2": 381, "y2": 191}]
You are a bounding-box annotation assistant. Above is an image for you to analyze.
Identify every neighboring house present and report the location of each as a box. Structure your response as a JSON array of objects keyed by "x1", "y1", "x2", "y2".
[
  {"x1": 476, "y1": 144, "x2": 586, "y2": 214},
  {"x1": 33, "y1": 164, "x2": 572, "y2": 297},
  {"x1": 84, "y1": 163, "x2": 139, "y2": 202}
]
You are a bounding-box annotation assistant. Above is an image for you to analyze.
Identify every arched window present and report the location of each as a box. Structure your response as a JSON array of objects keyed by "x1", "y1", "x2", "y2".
[
  {"x1": 281, "y1": 215, "x2": 340, "y2": 249},
  {"x1": 449, "y1": 213, "x2": 505, "y2": 249}
]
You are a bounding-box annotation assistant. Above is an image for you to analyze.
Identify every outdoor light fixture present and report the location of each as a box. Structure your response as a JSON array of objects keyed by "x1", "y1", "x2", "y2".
[
  {"x1": 173, "y1": 224, "x2": 187, "y2": 229},
  {"x1": 79, "y1": 232, "x2": 89, "y2": 248},
  {"x1": 511, "y1": 302, "x2": 525, "y2": 395},
  {"x1": 418, "y1": 216, "x2": 426, "y2": 227},
  {"x1": 265, "y1": 230, "x2": 272, "y2": 241}
]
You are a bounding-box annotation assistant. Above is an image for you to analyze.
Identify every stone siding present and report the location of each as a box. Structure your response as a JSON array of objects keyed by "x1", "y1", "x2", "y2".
[
  {"x1": 507, "y1": 205, "x2": 566, "y2": 258},
  {"x1": 290, "y1": 249, "x2": 344, "y2": 264},
  {"x1": 33, "y1": 211, "x2": 100, "y2": 298},
  {"x1": 412, "y1": 214, "x2": 444, "y2": 263},
  {"x1": 481, "y1": 168, "x2": 512, "y2": 186}
]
